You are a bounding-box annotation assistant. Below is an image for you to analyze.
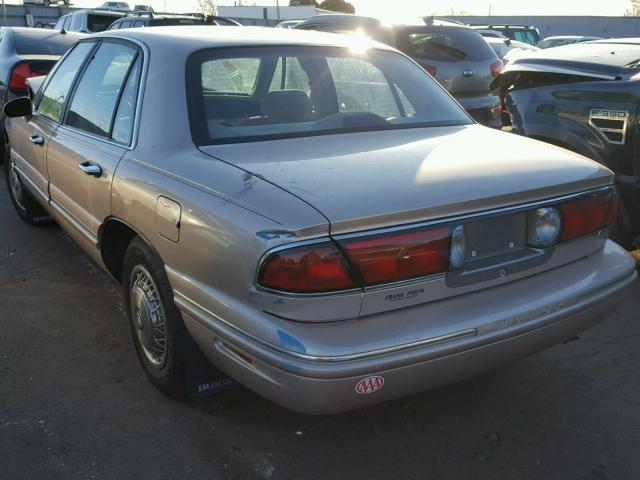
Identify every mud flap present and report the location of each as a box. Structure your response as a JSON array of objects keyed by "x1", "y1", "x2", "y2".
[{"x1": 184, "y1": 338, "x2": 238, "y2": 399}]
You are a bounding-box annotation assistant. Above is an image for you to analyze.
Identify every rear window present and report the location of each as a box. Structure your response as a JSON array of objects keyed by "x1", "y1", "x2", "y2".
[
  {"x1": 395, "y1": 27, "x2": 496, "y2": 62},
  {"x1": 154, "y1": 18, "x2": 204, "y2": 26},
  {"x1": 88, "y1": 14, "x2": 118, "y2": 33},
  {"x1": 14, "y1": 30, "x2": 78, "y2": 55},
  {"x1": 187, "y1": 46, "x2": 471, "y2": 145}
]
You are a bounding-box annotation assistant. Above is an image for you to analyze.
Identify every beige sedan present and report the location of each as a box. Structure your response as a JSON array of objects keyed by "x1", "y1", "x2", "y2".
[{"x1": 3, "y1": 27, "x2": 637, "y2": 414}]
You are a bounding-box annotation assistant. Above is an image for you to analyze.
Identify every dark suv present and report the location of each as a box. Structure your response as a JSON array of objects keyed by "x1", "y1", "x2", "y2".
[
  {"x1": 294, "y1": 15, "x2": 503, "y2": 127},
  {"x1": 108, "y1": 13, "x2": 240, "y2": 29}
]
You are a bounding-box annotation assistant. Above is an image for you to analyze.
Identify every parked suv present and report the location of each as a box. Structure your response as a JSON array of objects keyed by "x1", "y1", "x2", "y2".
[
  {"x1": 469, "y1": 24, "x2": 541, "y2": 45},
  {"x1": 0, "y1": 27, "x2": 82, "y2": 161},
  {"x1": 108, "y1": 12, "x2": 239, "y2": 29},
  {"x1": 295, "y1": 15, "x2": 503, "y2": 127},
  {"x1": 54, "y1": 9, "x2": 124, "y2": 34}
]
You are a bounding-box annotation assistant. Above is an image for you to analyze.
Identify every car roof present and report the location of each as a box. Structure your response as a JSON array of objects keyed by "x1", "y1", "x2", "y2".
[
  {"x1": 93, "y1": 25, "x2": 396, "y2": 51},
  {"x1": 542, "y1": 35, "x2": 602, "y2": 40},
  {"x1": 296, "y1": 14, "x2": 381, "y2": 27}
]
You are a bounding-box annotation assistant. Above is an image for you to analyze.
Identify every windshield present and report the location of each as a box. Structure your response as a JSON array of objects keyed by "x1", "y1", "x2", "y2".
[
  {"x1": 395, "y1": 27, "x2": 496, "y2": 62},
  {"x1": 187, "y1": 46, "x2": 471, "y2": 145}
]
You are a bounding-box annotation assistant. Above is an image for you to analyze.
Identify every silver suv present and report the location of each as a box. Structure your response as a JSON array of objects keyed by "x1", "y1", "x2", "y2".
[{"x1": 295, "y1": 15, "x2": 504, "y2": 127}]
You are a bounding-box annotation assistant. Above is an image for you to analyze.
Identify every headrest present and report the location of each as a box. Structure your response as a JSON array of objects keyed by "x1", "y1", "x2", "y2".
[{"x1": 261, "y1": 90, "x2": 310, "y2": 121}]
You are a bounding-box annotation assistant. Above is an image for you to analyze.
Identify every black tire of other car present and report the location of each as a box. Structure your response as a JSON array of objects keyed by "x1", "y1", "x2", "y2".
[
  {"x1": 4, "y1": 145, "x2": 51, "y2": 225},
  {"x1": 123, "y1": 237, "x2": 189, "y2": 397}
]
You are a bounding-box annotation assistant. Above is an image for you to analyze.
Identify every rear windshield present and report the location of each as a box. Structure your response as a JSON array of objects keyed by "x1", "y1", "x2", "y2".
[
  {"x1": 187, "y1": 46, "x2": 471, "y2": 145},
  {"x1": 88, "y1": 14, "x2": 118, "y2": 33},
  {"x1": 14, "y1": 30, "x2": 78, "y2": 55},
  {"x1": 153, "y1": 18, "x2": 205, "y2": 26},
  {"x1": 395, "y1": 27, "x2": 496, "y2": 62}
]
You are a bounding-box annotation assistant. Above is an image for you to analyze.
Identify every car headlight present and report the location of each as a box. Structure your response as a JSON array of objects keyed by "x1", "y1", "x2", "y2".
[{"x1": 527, "y1": 207, "x2": 561, "y2": 248}]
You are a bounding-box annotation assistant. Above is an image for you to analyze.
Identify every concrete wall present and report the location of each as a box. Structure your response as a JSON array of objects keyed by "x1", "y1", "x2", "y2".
[{"x1": 444, "y1": 15, "x2": 640, "y2": 39}]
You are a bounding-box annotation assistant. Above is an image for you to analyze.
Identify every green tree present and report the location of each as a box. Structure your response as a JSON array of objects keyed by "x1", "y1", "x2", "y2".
[
  {"x1": 626, "y1": 0, "x2": 640, "y2": 15},
  {"x1": 319, "y1": 0, "x2": 355, "y2": 14}
]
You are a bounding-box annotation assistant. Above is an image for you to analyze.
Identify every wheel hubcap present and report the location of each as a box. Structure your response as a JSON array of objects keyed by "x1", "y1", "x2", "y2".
[
  {"x1": 130, "y1": 266, "x2": 167, "y2": 368},
  {"x1": 8, "y1": 158, "x2": 26, "y2": 211}
]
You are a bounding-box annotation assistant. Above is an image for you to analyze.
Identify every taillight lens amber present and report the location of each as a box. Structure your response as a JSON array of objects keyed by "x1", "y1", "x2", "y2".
[
  {"x1": 259, "y1": 242, "x2": 355, "y2": 293},
  {"x1": 340, "y1": 227, "x2": 451, "y2": 286},
  {"x1": 559, "y1": 189, "x2": 617, "y2": 242}
]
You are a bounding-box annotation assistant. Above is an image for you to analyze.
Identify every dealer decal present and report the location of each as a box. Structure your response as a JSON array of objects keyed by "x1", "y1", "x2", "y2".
[{"x1": 355, "y1": 375, "x2": 385, "y2": 394}]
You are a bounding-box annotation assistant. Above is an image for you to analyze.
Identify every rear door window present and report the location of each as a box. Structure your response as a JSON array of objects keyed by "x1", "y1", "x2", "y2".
[
  {"x1": 396, "y1": 27, "x2": 496, "y2": 62},
  {"x1": 88, "y1": 14, "x2": 116, "y2": 33},
  {"x1": 36, "y1": 42, "x2": 95, "y2": 122},
  {"x1": 65, "y1": 42, "x2": 138, "y2": 138}
]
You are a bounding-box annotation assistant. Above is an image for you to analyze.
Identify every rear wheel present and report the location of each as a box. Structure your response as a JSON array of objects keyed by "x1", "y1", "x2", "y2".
[
  {"x1": 4, "y1": 145, "x2": 51, "y2": 225},
  {"x1": 123, "y1": 237, "x2": 187, "y2": 397}
]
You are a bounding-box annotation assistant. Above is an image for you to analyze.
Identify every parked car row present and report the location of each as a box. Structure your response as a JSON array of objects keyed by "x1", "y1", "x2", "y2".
[{"x1": 2, "y1": 25, "x2": 637, "y2": 414}]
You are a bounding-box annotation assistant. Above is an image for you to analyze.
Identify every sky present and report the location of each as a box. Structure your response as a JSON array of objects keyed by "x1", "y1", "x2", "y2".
[{"x1": 72, "y1": 0, "x2": 633, "y2": 17}]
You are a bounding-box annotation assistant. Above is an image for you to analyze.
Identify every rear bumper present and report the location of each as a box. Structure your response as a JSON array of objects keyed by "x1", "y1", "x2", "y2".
[{"x1": 178, "y1": 241, "x2": 637, "y2": 414}]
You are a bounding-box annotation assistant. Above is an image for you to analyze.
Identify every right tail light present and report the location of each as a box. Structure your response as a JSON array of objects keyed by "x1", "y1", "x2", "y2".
[{"x1": 558, "y1": 189, "x2": 617, "y2": 242}]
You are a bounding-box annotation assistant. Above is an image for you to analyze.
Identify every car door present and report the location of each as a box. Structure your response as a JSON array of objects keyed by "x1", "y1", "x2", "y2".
[
  {"x1": 9, "y1": 42, "x2": 95, "y2": 202},
  {"x1": 46, "y1": 39, "x2": 142, "y2": 244}
]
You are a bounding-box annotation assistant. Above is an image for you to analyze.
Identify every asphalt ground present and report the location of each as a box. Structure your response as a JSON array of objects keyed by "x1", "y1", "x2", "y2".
[{"x1": 1, "y1": 165, "x2": 640, "y2": 480}]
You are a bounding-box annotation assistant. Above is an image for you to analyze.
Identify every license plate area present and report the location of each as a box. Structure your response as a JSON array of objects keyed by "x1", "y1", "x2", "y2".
[{"x1": 465, "y1": 213, "x2": 527, "y2": 261}]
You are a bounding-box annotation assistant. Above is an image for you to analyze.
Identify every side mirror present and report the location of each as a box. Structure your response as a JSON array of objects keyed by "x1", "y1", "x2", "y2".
[{"x1": 4, "y1": 97, "x2": 32, "y2": 118}]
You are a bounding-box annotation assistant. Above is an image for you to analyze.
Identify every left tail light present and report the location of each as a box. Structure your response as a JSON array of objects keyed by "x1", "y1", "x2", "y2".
[
  {"x1": 258, "y1": 242, "x2": 356, "y2": 293},
  {"x1": 9, "y1": 62, "x2": 43, "y2": 92}
]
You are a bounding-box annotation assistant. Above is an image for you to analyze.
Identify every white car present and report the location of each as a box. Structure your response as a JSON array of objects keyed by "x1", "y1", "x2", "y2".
[
  {"x1": 23, "y1": 0, "x2": 70, "y2": 6},
  {"x1": 98, "y1": 1, "x2": 131, "y2": 12}
]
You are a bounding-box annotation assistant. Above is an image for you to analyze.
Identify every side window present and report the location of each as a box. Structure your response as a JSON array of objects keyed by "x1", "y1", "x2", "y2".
[
  {"x1": 108, "y1": 21, "x2": 120, "y2": 30},
  {"x1": 112, "y1": 56, "x2": 142, "y2": 145},
  {"x1": 134, "y1": 21, "x2": 145, "y2": 27},
  {"x1": 36, "y1": 42, "x2": 95, "y2": 122},
  {"x1": 120, "y1": 20, "x2": 133, "y2": 29},
  {"x1": 71, "y1": 13, "x2": 82, "y2": 31},
  {"x1": 63, "y1": 15, "x2": 72, "y2": 31},
  {"x1": 54, "y1": 17, "x2": 65, "y2": 31},
  {"x1": 201, "y1": 58, "x2": 260, "y2": 95},
  {"x1": 65, "y1": 42, "x2": 137, "y2": 138},
  {"x1": 327, "y1": 57, "x2": 400, "y2": 118},
  {"x1": 268, "y1": 56, "x2": 310, "y2": 95}
]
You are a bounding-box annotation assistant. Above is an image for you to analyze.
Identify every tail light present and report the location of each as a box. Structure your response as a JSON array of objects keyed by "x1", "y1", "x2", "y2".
[
  {"x1": 558, "y1": 189, "x2": 617, "y2": 242},
  {"x1": 259, "y1": 242, "x2": 355, "y2": 293},
  {"x1": 9, "y1": 63, "x2": 43, "y2": 92},
  {"x1": 340, "y1": 227, "x2": 451, "y2": 286},
  {"x1": 419, "y1": 63, "x2": 437, "y2": 77},
  {"x1": 490, "y1": 59, "x2": 504, "y2": 77}
]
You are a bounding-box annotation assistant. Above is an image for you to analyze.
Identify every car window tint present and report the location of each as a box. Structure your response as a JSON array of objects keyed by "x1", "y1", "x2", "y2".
[
  {"x1": 134, "y1": 20, "x2": 145, "y2": 27},
  {"x1": 514, "y1": 31, "x2": 536, "y2": 45},
  {"x1": 112, "y1": 56, "x2": 141, "y2": 144},
  {"x1": 71, "y1": 12, "x2": 82, "y2": 31},
  {"x1": 63, "y1": 16, "x2": 72, "y2": 31},
  {"x1": 88, "y1": 14, "x2": 116, "y2": 32},
  {"x1": 396, "y1": 28, "x2": 496, "y2": 62},
  {"x1": 120, "y1": 20, "x2": 132, "y2": 28},
  {"x1": 66, "y1": 42, "x2": 137, "y2": 138},
  {"x1": 268, "y1": 56, "x2": 310, "y2": 94},
  {"x1": 14, "y1": 30, "x2": 78, "y2": 55},
  {"x1": 327, "y1": 57, "x2": 400, "y2": 118},
  {"x1": 201, "y1": 58, "x2": 260, "y2": 94},
  {"x1": 36, "y1": 42, "x2": 94, "y2": 122},
  {"x1": 189, "y1": 47, "x2": 470, "y2": 145}
]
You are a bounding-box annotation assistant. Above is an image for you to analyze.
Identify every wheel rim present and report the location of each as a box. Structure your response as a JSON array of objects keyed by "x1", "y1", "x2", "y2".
[
  {"x1": 130, "y1": 265, "x2": 167, "y2": 368},
  {"x1": 8, "y1": 157, "x2": 26, "y2": 211}
]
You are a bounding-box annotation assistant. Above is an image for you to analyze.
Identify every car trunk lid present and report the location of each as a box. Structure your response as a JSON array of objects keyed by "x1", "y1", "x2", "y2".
[{"x1": 200, "y1": 124, "x2": 613, "y2": 235}]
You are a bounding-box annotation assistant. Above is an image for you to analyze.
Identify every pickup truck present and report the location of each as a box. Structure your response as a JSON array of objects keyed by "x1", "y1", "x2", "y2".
[{"x1": 493, "y1": 39, "x2": 640, "y2": 250}]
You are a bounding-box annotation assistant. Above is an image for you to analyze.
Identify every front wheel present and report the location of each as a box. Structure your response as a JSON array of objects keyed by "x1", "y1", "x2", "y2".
[
  {"x1": 123, "y1": 237, "x2": 188, "y2": 397},
  {"x1": 4, "y1": 146, "x2": 51, "y2": 225}
]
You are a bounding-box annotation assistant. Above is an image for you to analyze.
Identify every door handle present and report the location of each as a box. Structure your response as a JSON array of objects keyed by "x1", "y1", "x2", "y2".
[
  {"x1": 78, "y1": 162, "x2": 102, "y2": 177},
  {"x1": 29, "y1": 135, "x2": 44, "y2": 145}
]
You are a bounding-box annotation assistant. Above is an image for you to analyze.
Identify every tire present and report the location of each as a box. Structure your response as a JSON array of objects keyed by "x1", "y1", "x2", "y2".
[
  {"x1": 4, "y1": 145, "x2": 51, "y2": 225},
  {"x1": 123, "y1": 237, "x2": 187, "y2": 397}
]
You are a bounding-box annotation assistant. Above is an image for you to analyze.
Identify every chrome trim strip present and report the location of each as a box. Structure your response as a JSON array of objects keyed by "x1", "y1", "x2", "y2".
[
  {"x1": 254, "y1": 185, "x2": 614, "y2": 297},
  {"x1": 49, "y1": 199, "x2": 98, "y2": 245},
  {"x1": 13, "y1": 163, "x2": 48, "y2": 204},
  {"x1": 174, "y1": 290, "x2": 477, "y2": 363}
]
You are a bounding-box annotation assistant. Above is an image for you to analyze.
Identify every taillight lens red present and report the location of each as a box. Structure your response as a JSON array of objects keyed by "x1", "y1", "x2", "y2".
[
  {"x1": 419, "y1": 63, "x2": 438, "y2": 77},
  {"x1": 9, "y1": 63, "x2": 43, "y2": 91},
  {"x1": 559, "y1": 189, "x2": 617, "y2": 242},
  {"x1": 490, "y1": 59, "x2": 504, "y2": 77},
  {"x1": 340, "y1": 227, "x2": 451, "y2": 286},
  {"x1": 259, "y1": 242, "x2": 355, "y2": 293}
]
